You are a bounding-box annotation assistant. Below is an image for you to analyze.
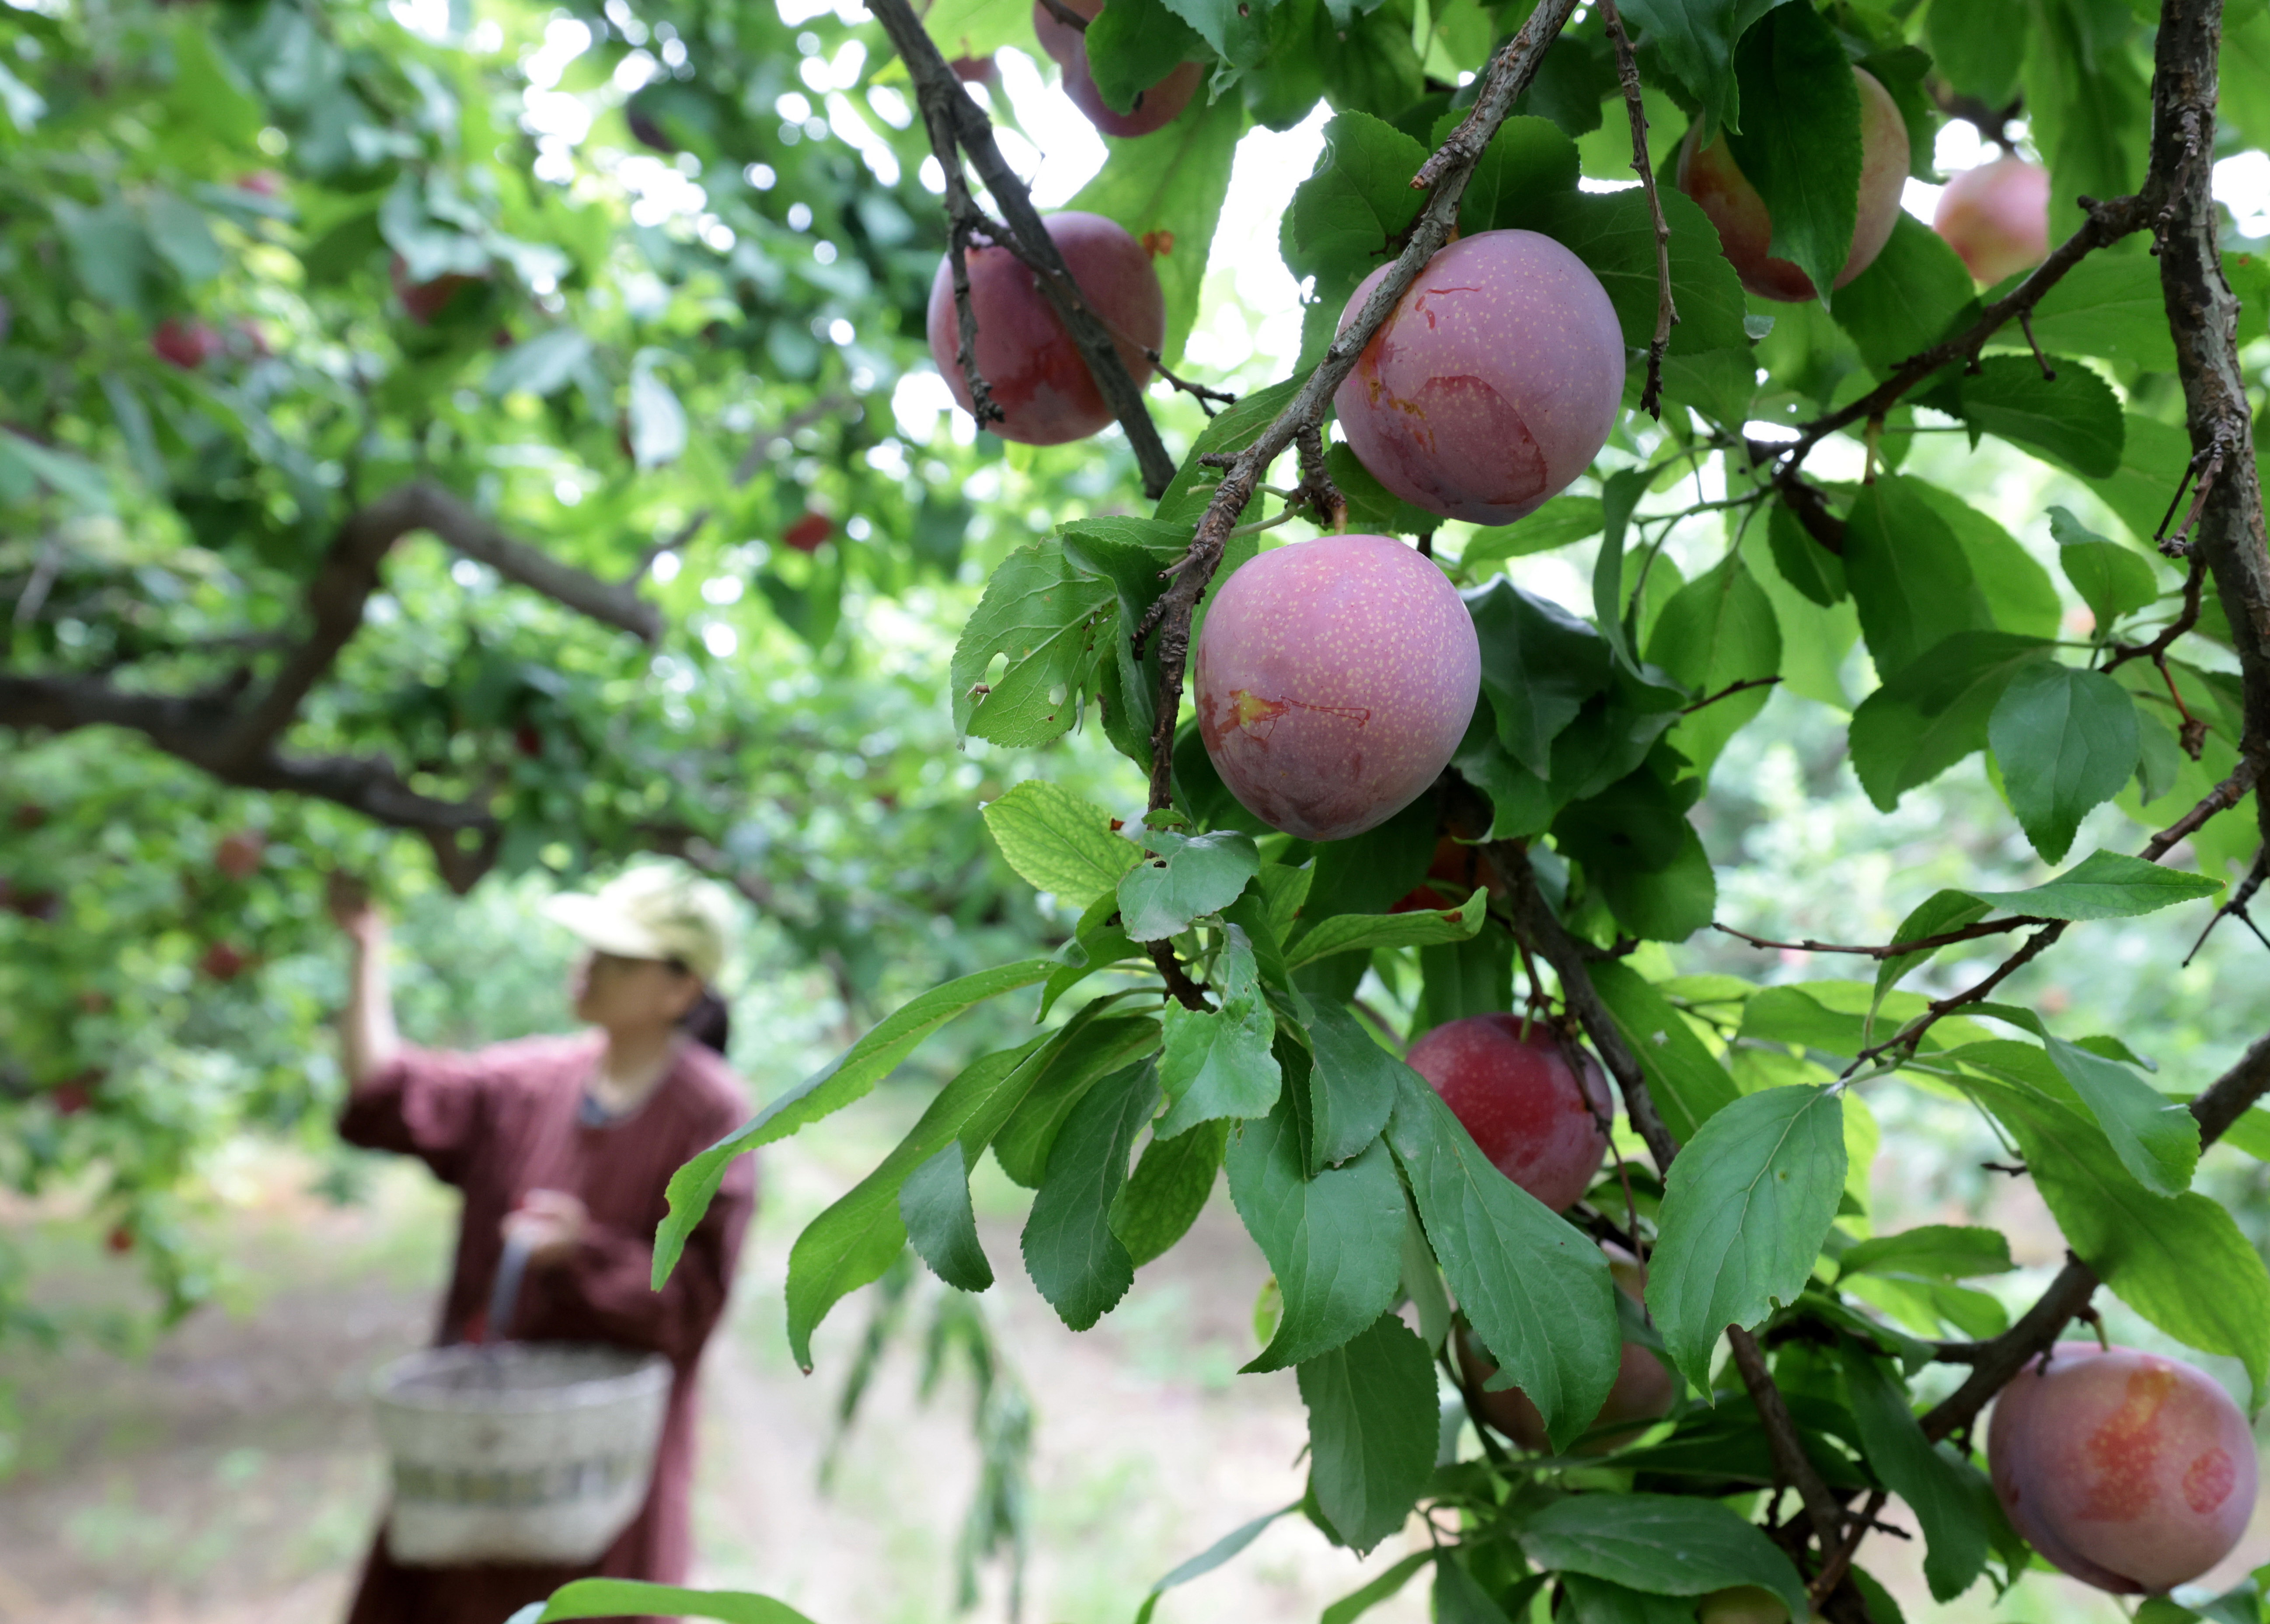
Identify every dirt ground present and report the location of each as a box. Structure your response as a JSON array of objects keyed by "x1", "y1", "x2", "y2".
[{"x1": 0, "y1": 1092, "x2": 2260, "y2": 1624}]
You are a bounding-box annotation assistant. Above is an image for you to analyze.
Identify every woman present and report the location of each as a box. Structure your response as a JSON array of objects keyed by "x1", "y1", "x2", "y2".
[{"x1": 330, "y1": 864, "x2": 758, "y2": 1624}]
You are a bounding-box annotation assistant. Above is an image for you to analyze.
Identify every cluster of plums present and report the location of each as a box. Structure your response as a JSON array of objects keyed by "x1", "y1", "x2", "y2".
[{"x1": 928, "y1": 35, "x2": 2055, "y2": 846}]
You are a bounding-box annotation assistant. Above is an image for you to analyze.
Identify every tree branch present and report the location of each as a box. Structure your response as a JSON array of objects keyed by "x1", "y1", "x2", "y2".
[
  {"x1": 1134, "y1": 0, "x2": 1585, "y2": 812},
  {"x1": 1712, "y1": 915, "x2": 2053, "y2": 960},
  {"x1": 868, "y1": 0, "x2": 1178, "y2": 497},
  {"x1": 1597, "y1": 0, "x2": 1674, "y2": 417}
]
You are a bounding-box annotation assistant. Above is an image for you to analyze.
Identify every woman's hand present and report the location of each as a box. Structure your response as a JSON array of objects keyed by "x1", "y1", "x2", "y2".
[
  {"x1": 504, "y1": 1188, "x2": 590, "y2": 1268},
  {"x1": 326, "y1": 871, "x2": 384, "y2": 943}
]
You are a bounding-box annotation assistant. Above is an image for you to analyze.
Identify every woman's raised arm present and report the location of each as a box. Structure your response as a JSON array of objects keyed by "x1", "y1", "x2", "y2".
[{"x1": 328, "y1": 872, "x2": 400, "y2": 1088}]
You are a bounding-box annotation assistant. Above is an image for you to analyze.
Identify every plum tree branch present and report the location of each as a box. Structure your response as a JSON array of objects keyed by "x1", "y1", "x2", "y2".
[
  {"x1": 1133, "y1": 0, "x2": 1585, "y2": 812},
  {"x1": 1597, "y1": 0, "x2": 1675, "y2": 417},
  {"x1": 868, "y1": 0, "x2": 1177, "y2": 497},
  {"x1": 1713, "y1": 915, "x2": 2054, "y2": 959}
]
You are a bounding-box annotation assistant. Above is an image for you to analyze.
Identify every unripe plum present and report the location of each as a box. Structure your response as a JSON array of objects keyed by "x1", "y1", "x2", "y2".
[
  {"x1": 1404, "y1": 1013, "x2": 1612, "y2": 1210},
  {"x1": 1674, "y1": 68, "x2": 1910, "y2": 302},
  {"x1": 1332, "y1": 230, "x2": 1625, "y2": 525},
  {"x1": 1695, "y1": 1588, "x2": 1826, "y2": 1624},
  {"x1": 1456, "y1": 1243, "x2": 1672, "y2": 1451},
  {"x1": 1031, "y1": 0, "x2": 1201, "y2": 138},
  {"x1": 1933, "y1": 157, "x2": 2051, "y2": 285},
  {"x1": 924, "y1": 211, "x2": 1162, "y2": 445},
  {"x1": 1193, "y1": 534, "x2": 1479, "y2": 842},
  {"x1": 1988, "y1": 1340, "x2": 2257, "y2": 1593}
]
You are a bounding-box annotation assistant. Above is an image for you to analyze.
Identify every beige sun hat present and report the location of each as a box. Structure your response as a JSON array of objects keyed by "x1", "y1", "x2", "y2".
[{"x1": 541, "y1": 864, "x2": 735, "y2": 983}]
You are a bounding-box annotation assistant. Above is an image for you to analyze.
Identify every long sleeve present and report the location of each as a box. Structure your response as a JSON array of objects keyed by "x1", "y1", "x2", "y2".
[
  {"x1": 519, "y1": 1144, "x2": 758, "y2": 1366},
  {"x1": 337, "y1": 1044, "x2": 499, "y2": 1187}
]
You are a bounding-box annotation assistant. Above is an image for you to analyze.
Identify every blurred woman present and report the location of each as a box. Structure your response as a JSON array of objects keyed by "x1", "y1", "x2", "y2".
[{"x1": 330, "y1": 865, "x2": 757, "y2": 1624}]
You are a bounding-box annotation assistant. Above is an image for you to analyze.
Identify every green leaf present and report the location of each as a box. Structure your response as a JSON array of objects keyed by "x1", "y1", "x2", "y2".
[
  {"x1": 627, "y1": 352, "x2": 687, "y2": 469},
  {"x1": 1831, "y1": 214, "x2": 1977, "y2": 373},
  {"x1": 1432, "y1": 1552, "x2": 1516, "y2": 1624},
  {"x1": 1283, "y1": 883, "x2": 1487, "y2": 970},
  {"x1": 1118, "y1": 822, "x2": 1262, "y2": 943},
  {"x1": 1586, "y1": 960, "x2": 1742, "y2": 1142},
  {"x1": 512, "y1": 1580, "x2": 818, "y2": 1624},
  {"x1": 1953, "y1": 1055, "x2": 2270, "y2": 1404},
  {"x1": 900, "y1": 1140, "x2": 993, "y2": 1293},
  {"x1": 1387, "y1": 1073, "x2": 1619, "y2": 1446},
  {"x1": 656, "y1": 958, "x2": 1056, "y2": 1288},
  {"x1": 1306, "y1": 1000, "x2": 1414, "y2": 1168},
  {"x1": 1765, "y1": 499, "x2": 1846, "y2": 607},
  {"x1": 1872, "y1": 889, "x2": 1992, "y2": 1014},
  {"x1": 1039, "y1": 893, "x2": 1146, "y2": 1020},
  {"x1": 1842, "y1": 477, "x2": 1990, "y2": 681},
  {"x1": 1534, "y1": 183, "x2": 1752, "y2": 354},
  {"x1": 1838, "y1": 1346, "x2": 1991, "y2": 1602},
  {"x1": 1559, "y1": 1575, "x2": 1697, "y2": 1624},
  {"x1": 1846, "y1": 631, "x2": 2054, "y2": 811},
  {"x1": 1926, "y1": 0, "x2": 2019, "y2": 105},
  {"x1": 983, "y1": 780, "x2": 1138, "y2": 908},
  {"x1": 992, "y1": 1011, "x2": 1167, "y2": 1186},
  {"x1": 1988, "y1": 662, "x2": 2141, "y2": 862},
  {"x1": 1552, "y1": 772, "x2": 1718, "y2": 943},
  {"x1": 1452, "y1": 113, "x2": 1583, "y2": 236},
  {"x1": 1617, "y1": 0, "x2": 1789, "y2": 134},
  {"x1": 1296, "y1": 1312, "x2": 1440, "y2": 1553},
  {"x1": 1229, "y1": 1090, "x2": 1408, "y2": 1370},
  {"x1": 2050, "y1": 506, "x2": 2162, "y2": 629},
  {"x1": 1154, "y1": 0, "x2": 1270, "y2": 64},
  {"x1": 1905, "y1": 478, "x2": 2063, "y2": 641},
  {"x1": 0, "y1": 431, "x2": 113, "y2": 515},
  {"x1": 1155, "y1": 377, "x2": 1301, "y2": 525},
  {"x1": 1082, "y1": 0, "x2": 1200, "y2": 113},
  {"x1": 1646, "y1": 1084, "x2": 1847, "y2": 1391},
  {"x1": 1724, "y1": 3, "x2": 1862, "y2": 304},
  {"x1": 1955, "y1": 355, "x2": 2125, "y2": 477},
  {"x1": 1318, "y1": 1551, "x2": 1434, "y2": 1624},
  {"x1": 1594, "y1": 469, "x2": 1646, "y2": 671},
  {"x1": 1130, "y1": 1502, "x2": 1303, "y2": 1624},
  {"x1": 2025, "y1": 254, "x2": 2179, "y2": 372},
  {"x1": 1285, "y1": 111, "x2": 1428, "y2": 286},
  {"x1": 1970, "y1": 1007, "x2": 2199, "y2": 1197},
  {"x1": 1328, "y1": 442, "x2": 1448, "y2": 537},
  {"x1": 1963, "y1": 843, "x2": 2220, "y2": 924},
  {"x1": 1464, "y1": 577, "x2": 1614, "y2": 777},
  {"x1": 949, "y1": 537, "x2": 1116, "y2": 747},
  {"x1": 143, "y1": 192, "x2": 225, "y2": 285},
  {"x1": 1158, "y1": 923, "x2": 1282, "y2": 1137},
  {"x1": 1069, "y1": 91, "x2": 1244, "y2": 366},
  {"x1": 1462, "y1": 495, "x2": 1607, "y2": 575},
  {"x1": 2085, "y1": 411, "x2": 2194, "y2": 549},
  {"x1": 1646, "y1": 551, "x2": 1783, "y2": 777},
  {"x1": 1517, "y1": 1494, "x2": 1809, "y2": 1620},
  {"x1": 1838, "y1": 1224, "x2": 2015, "y2": 1282},
  {"x1": 1022, "y1": 1058, "x2": 1161, "y2": 1330},
  {"x1": 488, "y1": 329, "x2": 595, "y2": 398},
  {"x1": 1111, "y1": 1118, "x2": 1227, "y2": 1269}
]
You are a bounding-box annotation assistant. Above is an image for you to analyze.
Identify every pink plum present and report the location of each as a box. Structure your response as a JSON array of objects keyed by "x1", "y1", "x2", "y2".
[
  {"x1": 1031, "y1": 0, "x2": 1201, "y2": 138},
  {"x1": 1193, "y1": 533, "x2": 1479, "y2": 842},
  {"x1": 1404, "y1": 1013, "x2": 1613, "y2": 1211},
  {"x1": 1934, "y1": 157, "x2": 2052, "y2": 284},
  {"x1": 1674, "y1": 67, "x2": 1911, "y2": 302},
  {"x1": 1989, "y1": 1341, "x2": 2258, "y2": 1593},
  {"x1": 924, "y1": 210, "x2": 1162, "y2": 445},
  {"x1": 1456, "y1": 1242, "x2": 1672, "y2": 1451},
  {"x1": 1332, "y1": 230, "x2": 1625, "y2": 525}
]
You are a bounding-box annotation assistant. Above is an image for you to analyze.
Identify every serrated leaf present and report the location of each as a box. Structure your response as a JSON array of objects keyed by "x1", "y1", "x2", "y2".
[
  {"x1": 658, "y1": 959, "x2": 1056, "y2": 1289},
  {"x1": 1872, "y1": 889, "x2": 1992, "y2": 1015},
  {"x1": 1617, "y1": 0, "x2": 1789, "y2": 134},
  {"x1": 1286, "y1": 111, "x2": 1427, "y2": 286},
  {"x1": 1846, "y1": 631, "x2": 2054, "y2": 811},
  {"x1": 1842, "y1": 477, "x2": 1991, "y2": 682},
  {"x1": 1956, "y1": 354, "x2": 2125, "y2": 477},
  {"x1": 900, "y1": 1140, "x2": 993, "y2": 1292},
  {"x1": 1534, "y1": 184, "x2": 1751, "y2": 354},
  {"x1": 991, "y1": 1011, "x2": 1166, "y2": 1187},
  {"x1": 1462, "y1": 495, "x2": 1607, "y2": 576},
  {"x1": 1022, "y1": 1058, "x2": 1161, "y2": 1330},
  {"x1": 1989, "y1": 662, "x2": 2141, "y2": 861},
  {"x1": 1229, "y1": 1091, "x2": 1408, "y2": 1371},
  {"x1": 1386, "y1": 1073, "x2": 1618, "y2": 1446},
  {"x1": 949, "y1": 537, "x2": 1115, "y2": 747},
  {"x1": 2025, "y1": 254, "x2": 2178, "y2": 371},
  {"x1": 1964, "y1": 849, "x2": 2224, "y2": 920},
  {"x1": 1157, "y1": 923, "x2": 1281, "y2": 1136},
  {"x1": 1832, "y1": 213, "x2": 1977, "y2": 373},
  {"x1": 1296, "y1": 1312, "x2": 1440, "y2": 1553},
  {"x1": 1723, "y1": 3, "x2": 1862, "y2": 304},
  {"x1": 1517, "y1": 1495, "x2": 1809, "y2": 1620},
  {"x1": 515, "y1": 1579, "x2": 817, "y2": 1624},
  {"x1": 983, "y1": 780, "x2": 1137, "y2": 908},
  {"x1": 1646, "y1": 550, "x2": 1782, "y2": 777},
  {"x1": 1765, "y1": 499, "x2": 1846, "y2": 607},
  {"x1": 1451, "y1": 112, "x2": 1583, "y2": 235},
  {"x1": 1646, "y1": 1084, "x2": 1846, "y2": 1391},
  {"x1": 1117, "y1": 823, "x2": 1261, "y2": 942},
  {"x1": 1969, "y1": 1006, "x2": 2199, "y2": 1196},
  {"x1": 1306, "y1": 1000, "x2": 1414, "y2": 1168}
]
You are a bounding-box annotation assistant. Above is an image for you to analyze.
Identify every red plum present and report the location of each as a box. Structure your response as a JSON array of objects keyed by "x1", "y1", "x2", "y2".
[{"x1": 1405, "y1": 1013, "x2": 1612, "y2": 1211}]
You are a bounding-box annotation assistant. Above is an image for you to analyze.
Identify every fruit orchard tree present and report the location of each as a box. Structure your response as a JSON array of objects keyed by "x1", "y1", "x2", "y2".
[{"x1": 9, "y1": 0, "x2": 2270, "y2": 1617}]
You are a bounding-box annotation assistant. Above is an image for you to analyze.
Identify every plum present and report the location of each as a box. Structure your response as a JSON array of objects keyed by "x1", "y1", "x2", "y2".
[
  {"x1": 924, "y1": 211, "x2": 1162, "y2": 445},
  {"x1": 1332, "y1": 230, "x2": 1625, "y2": 525},
  {"x1": 783, "y1": 512, "x2": 833, "y2": 553},
  {"x1": 1193, "y1": 533, "x2": 1478, "y2": 841},
  {"x1": 1989, "y1": 1340, "x2": 2258, "y2": 1593},
  {"x1": 390, "y1": 254, "x2": 488, "y2": 325},
  {"x1": 1031, "y1": 0, "x2": 1201, "y2": 139},
  {"x1": 152, "y1": 317, "x2": 223, "y2": 370},
  {"x1": 215, "y1": 831, "x2": 265, "y2": 881},
  {"x1": 1455, "y1": 1243, "x2": 1672, "y2": 1451},
  {"x1": 1934, "y1": 157, "x2": 2052, "y2": 284},
  {"x1": 1674, "y1": 68, "x2": 1910, "y2": 302},
  {"x1": 1404, "y1": 1013, "x2": 1612, "y2": 1210}
]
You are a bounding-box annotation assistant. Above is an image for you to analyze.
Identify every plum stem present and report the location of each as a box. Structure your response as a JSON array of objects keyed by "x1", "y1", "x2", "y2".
[
  {"x1": 868, "y1": 0, "x2": 1179, "y2": 497},
  {"x1": 1597, "y1": 0, "x2": 1675, "y2": 418}
]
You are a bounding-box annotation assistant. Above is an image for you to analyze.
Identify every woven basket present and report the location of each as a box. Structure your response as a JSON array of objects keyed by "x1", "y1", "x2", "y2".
[
  {"x1": 373, "y1": 1339, "x2": 672, "y2": 1565},
  {"x1": 370, "y1": 1237, "x2": 671, "y2": 1566}
]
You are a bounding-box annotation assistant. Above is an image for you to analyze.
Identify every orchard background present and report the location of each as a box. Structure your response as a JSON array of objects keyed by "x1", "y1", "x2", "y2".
[{"x1": 8, "y1": 0, "x2": 2270, "y2": 1617}]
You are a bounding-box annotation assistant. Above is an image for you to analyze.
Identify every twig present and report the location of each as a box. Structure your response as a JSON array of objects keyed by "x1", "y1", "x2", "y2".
[
  {"x1": 1033, "y1": 0, "x2": 1086, "y2": 28},
  {"x1": 2157, "y1": 436, "x2": 2228, "y2": 556},
  {"x1": 1147, "y1": 941, "x2": 1211, "y2": 1012},
  {"x1": 1809, "y1": 1489, "x2": 1889, "y2": 1606},
  {"x1": 1728, "y1": 1326, "x2": 1846, "y2": 1551},
  {"x1": 2016, "y1": 310, "x2": 2057, "y2": 380},
  {"x1": 1681, "y1": 675, "x2": 1780, "y2": 714},
  {"x1": 868, "y1": 0, "x2": 1177, "y2": 496},
  {"x1": 2103, "y1": 547, "x2": 2207, "y2": 673},
  {"x1": 1712, "y1": 915, "x2": 2051, "y2": 960},
  {"x1": 1597, "y1": 0, "x2": 1674, "y2": 417},
  {"x1": 1131, "y1": 0, "x2": 1585, "y2": 812},
  {"x1": 1144, "y1": 349, "x2": 1237, "y2": 417},
  {"x1": 2183, "y1": 844, "x2": 2270, "y2": 965},
  {"x1": 1291, "y1": 425, "x2": 1347, "y2": 533}
]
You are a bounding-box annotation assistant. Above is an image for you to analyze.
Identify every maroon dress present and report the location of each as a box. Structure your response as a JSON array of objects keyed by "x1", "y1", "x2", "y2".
[{"x1": 339, "y1": 1032, "x2": 757, "y2": 1624}]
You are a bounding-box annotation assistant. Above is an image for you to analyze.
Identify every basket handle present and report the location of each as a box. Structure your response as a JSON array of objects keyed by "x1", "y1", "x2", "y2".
[{"x1": 486, "y1": 1231, "x2": 532, "y2": 1344}]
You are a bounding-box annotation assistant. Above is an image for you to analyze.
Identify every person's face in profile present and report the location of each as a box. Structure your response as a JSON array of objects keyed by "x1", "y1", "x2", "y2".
[{"x1": 570, "y1": 951, "x2": 699, "y2": 1030}]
